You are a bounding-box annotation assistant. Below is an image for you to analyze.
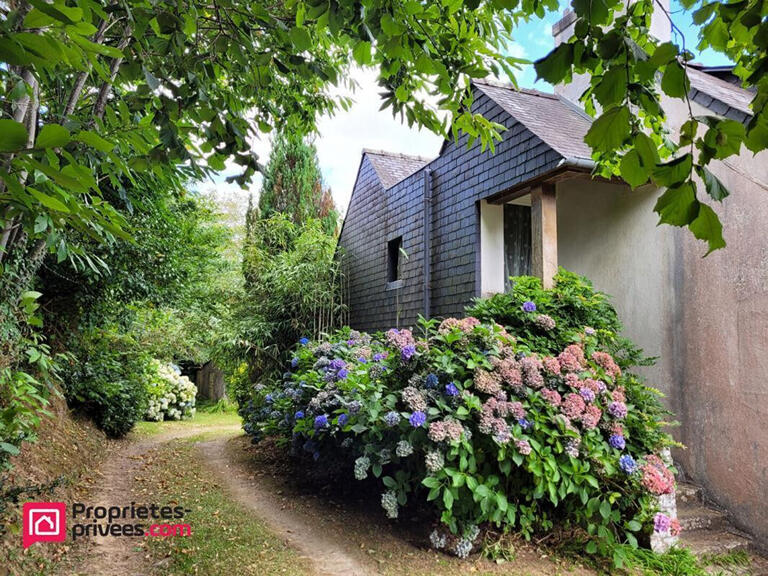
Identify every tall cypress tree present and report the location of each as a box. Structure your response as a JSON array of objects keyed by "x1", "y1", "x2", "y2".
[{"x1": 258, "y1": 131, "x2": 338, "y2": 235}]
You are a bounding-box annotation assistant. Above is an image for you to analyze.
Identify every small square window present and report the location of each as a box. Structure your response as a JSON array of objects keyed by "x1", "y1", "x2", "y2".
[{"x1": 387, "y1": 237, "x2": 402, "y2": 282}]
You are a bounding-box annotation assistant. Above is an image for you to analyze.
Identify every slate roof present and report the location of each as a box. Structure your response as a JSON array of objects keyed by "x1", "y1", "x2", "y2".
[
  {"x1": 687, "y1": 66, "x2": 754, "y2": 123},
  {"x1": 473, "y1": 78, "x2": 594, "y2": 161},
  {"x1": 363, "y1": 149, "x2": 434, "y2": 189}
]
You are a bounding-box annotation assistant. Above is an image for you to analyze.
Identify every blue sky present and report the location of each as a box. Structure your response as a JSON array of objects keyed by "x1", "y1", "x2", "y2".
[{"x1": 200, "y1": 1, "x2": 733, "y2": 218}]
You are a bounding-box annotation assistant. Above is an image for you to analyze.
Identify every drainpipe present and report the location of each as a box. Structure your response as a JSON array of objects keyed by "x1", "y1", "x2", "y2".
[{"x1": 423, "y1": 168, "x2": 432, "y2": 319}]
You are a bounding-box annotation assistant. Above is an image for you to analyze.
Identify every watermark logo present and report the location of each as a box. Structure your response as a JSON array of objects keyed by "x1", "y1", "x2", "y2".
[{"x1": 23, "y1": 502, "x2": 67, "y2": 549}]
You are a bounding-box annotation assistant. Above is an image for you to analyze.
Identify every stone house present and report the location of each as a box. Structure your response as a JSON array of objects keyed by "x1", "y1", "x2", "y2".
[{"x1": 337, "y1": 6, "x2": 768, "y2": 552}]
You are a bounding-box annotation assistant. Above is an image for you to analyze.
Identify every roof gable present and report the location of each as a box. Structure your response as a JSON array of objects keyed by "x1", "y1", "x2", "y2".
[
  {"x1": 473, "y1": 79, "x2": 593, "y2": 161},
  {"x1": 363, "y1": 149, "x2": 433, "y2": 189}
]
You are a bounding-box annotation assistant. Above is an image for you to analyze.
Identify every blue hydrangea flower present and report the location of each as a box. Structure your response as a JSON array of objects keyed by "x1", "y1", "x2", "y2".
[
  {"x1": 337, "y1": 368, "x2": 349, "y2": 380},
  {"x1": 329, "y1": 358, "x2": 347, "y2": 370},
  {"x1": 518, "y1": 418, "x2": 531, "y2": 430},
  {"x1": 401, "y1": 345, "x2": 416, "y2": 361},
  {"x1": 522, "y1": 301, "x2": 537, "y2": 313},
  {"x1": 409, "y1": 411, "x2": 427, "y2": 427},
  {"x1": 384, "y1": 411, "x2": 401, "y2": 427},
  {"x1": 265, "y1": 393, "x2": 274, "y2": 404},
  {"x1": 314, "y1": 414, "x2": 329, "y2": 429},
  {"x1": 294, "y1": 410, "x2": 305, "y2": 420},
  {"x1": 372, "y1": 353, "x2": 387, "y2": 362},
  {"x1": 291, "y1": 357, "x2": 299, "y2": 368},
  {"x1": 619, "y1": 454, "x2": 637, "y2": 474},
  {"x1": 425, "y1": 373, "x2": 439, "y2": 389},
  {"x1": 609, "y1": 434, "x2": 626, "y2": 449},
  {"x1": 299, "y1": 337, "x2": 309, "y2": 345},
  {"x1": 358, "y1": 357, "x2": 367, "y2": 364},
  {"x1": 444, "y1": 383, "x2": 459, "y2": 397},
  {"x1": 337, "y1": 413, "x2": 349, "y2": 426}
]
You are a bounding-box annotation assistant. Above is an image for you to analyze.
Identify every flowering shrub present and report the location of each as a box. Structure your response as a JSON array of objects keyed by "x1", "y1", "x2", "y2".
[
  {"x1": 144, "y1": 361, "x2": 197, "y2": 421},
  {"x1": 467, "y1": 269, "x2": 650, "y2": 370},
  {"x1": 242, "y1": 312, "x2": 676, "y2": 560}
]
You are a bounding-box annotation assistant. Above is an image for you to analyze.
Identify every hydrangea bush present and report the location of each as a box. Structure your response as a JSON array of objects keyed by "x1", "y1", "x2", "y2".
[
  {"x1": 144, "y1": 361, "x2": 197, "y2": 421},
  {"x1": 242, "y1": 275, "x2": 676, "y2": 562}
]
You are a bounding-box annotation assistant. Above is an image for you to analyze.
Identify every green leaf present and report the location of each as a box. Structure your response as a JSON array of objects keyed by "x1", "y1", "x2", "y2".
[
  {"x1": 443, "y1": 488, "x2": 454, "y2": 510},
  {"x1": 692, "y1": 2, "x2": 717, "y2": 24},
  {"x1": 572, "y1": 0, "x2": 610, "y2": 25},
  {"x1": 652, "y1": 154, "x2": 692, "y2": 187},
  {"x1": 584, "y1": 105, "x2": 631, "y2": 153},
  {"x1": 289, "y1": 27, "x2": 312, "y2": 51},
  {"x1": 28, "y1": 188, "x2": 70, "y2": 213},
  {"x1": 0, "y1": 119, "x2": 29, "y2": 152},
  {"x1": 654, "y1": 183, "x2": 700, "y2": 226},
  {"x1": 534, "y1": 43, "x2": 573, "y2": 85},
  {"x1": 650, "y1": 42, "x2": 679, "y2": 67},
  {"x1": 634, "y1": 132, "x2": 659, "y2": 167},
  {"x1": 696, "y1": 166, "x2": 729, "y2": 201},
  {"x1": 0, "y1": 442, "x2": 20, "y2": 455},
  {"x1": 593, "y1": 67, "x2": 627, "y2": 108},
  {"x1": 690, "y1": 203, "x2": 726, "y2": 254},
  {"x1": 36, "y1": 124, "x2": 70, "y2": 149},
  {"x1": 353, "y1": 41, "x2": 372, "y2": 66},
  {"x1": 661, "y1": 61, "x2": 689, "y2": 98},
  {"x1": 619, "y1": 150, "x2": 648, "y2": 188},
  {"x1": 70, "y1": 34, "x2": 123, "y2": 58},
  {"x1": 75, "y1": 130, "x2": 114, "y2": 153},
  {"x1": 599, "y1": 499, "x2": 611, "y2": 519}
]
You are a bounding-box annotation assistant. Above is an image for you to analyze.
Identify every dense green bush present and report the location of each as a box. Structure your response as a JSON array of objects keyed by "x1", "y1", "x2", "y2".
[
  {"x1": 467, "y1": 269, "x2": 652, "y2": 369},
  {"x1": 242, "y1": 274, "x2": 676, "y2": 563},
  {"x1": 62, "y1": 327, "x2": 149, "y2": 438}
]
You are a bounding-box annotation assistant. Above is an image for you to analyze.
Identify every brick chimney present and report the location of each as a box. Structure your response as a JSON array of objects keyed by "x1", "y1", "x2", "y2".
[{"x1": 552, "y1": 0, "x2": 671, "y2": 104}]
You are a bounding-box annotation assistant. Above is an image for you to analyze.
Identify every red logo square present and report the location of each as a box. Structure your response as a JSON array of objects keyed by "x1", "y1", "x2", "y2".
[{"x1": 23, "y1": 502, "x2": 67, "y2": 549}]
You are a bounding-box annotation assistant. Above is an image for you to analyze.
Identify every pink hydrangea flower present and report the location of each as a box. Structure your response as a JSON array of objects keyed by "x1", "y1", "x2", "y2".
[
  {"x1": 581, "y1": 405, "x2": 602, "y2": 429},
  {"x1": 542, "y1": 356, "x2": 561, "y2": 375},
  {"x1": 521, "y1": 356, "x2": 544, "y2": 388},
  {"x1": 558, "y1": 344, "x2": 586, "y2": 372},
  {"x1": 562, "y1": 393, "x2": 586, "y2": 419},
  {"x1": 640, "y1": 455, "x2": 675, "y2": 495},
  {"x1": 474, "y1": 369, "x2": 502, "y2": 395},
  {"x1": 541, "y1": 388, "x2": 562, "y2": 407},
  {"x1": 592, "y1": 351, "x2": 621, "y2": 379}
]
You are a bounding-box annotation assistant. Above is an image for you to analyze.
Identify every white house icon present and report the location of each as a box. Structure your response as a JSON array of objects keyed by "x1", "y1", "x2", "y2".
[{"x1": 30, "y1": 509, "x2": 60, "y2": 536}]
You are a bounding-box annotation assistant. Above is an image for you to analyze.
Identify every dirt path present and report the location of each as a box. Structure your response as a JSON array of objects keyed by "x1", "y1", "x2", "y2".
[
  {"x1": 74, "y1": 424, "x2": 241, "y2": 576},
  {"x1": 197, "y1": 438, "x2": 373, "y2": 576},
  {"x1": 73, "y1": 423, "x2": 371, "y2": 576}
]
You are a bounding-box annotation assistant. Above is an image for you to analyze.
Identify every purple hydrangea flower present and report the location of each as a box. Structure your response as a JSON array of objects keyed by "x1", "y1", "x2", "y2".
[
  {"x1": 294, "y1": 410, "x2": 305, "y2": 420},
  {"x1": 608, "y1": 401, "x2": 628, "y2": 419},
  {"x1": 518, "y1": 418, "x2": 531, "y2": 430},
  {"x1": 401, "y1": 345, "x2": 416, "y2": 361},
  {"x1": 619, "y1": 454, "x2": 637, "y2": 474},
  {"x1": 444, "y1": 382, "x2": 459, "y2": 397},
  {"x1": 337, "y1": 413, "x2": 349, "y2": 426},
  {"x1": 609, "y1": 434, "x2": 626, "y2": 449},
  {"x1": 347, "y1": 339, "x2": 356, "y2": 346},
  {"x1": 314, "y1": 414, "x2": 329, "y2": 429},
  {"x1": 383, "y1": 411, "x2": 401, "y2": 427},
  {"x1": 654, "y1": 513, "x2": 671, "y2": 533},
  {"x1": 299, "y1": 337, "x2": 309, "y2": 345},
  {"x1": 358, "y1": 357, "x2": 367, "y2": 364},
  {"x1": 329, "y1": 358, "x2": 347, "y2": 371},
  {"x1": 409, "y1": 411, "x2": 427, "y2": 427},
  {"x1": 337, "y1": 368, "x2": 349, "y2": 380},
  {"x1": 372, "y1": 353, "x2": 387, "y2": 362},
  {"x1": 579, "y1": 387, "x2": 596, "y2": 403},
  {"x1": 522, "y1": 301, "x2": 537, "y2": 313}
]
